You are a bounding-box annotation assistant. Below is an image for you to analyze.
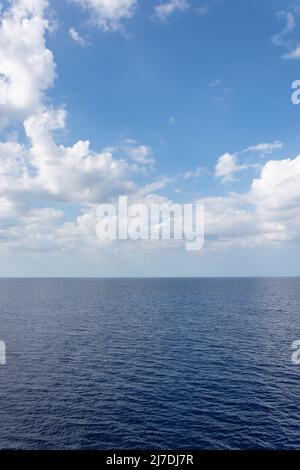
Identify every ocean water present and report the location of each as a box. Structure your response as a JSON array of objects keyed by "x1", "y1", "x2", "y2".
[{"x1": 0, "y1": 277, "x2": 300, "y2": 450}]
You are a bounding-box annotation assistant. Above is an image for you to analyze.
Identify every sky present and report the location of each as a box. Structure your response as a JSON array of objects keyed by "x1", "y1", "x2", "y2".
[{"x1": 1, "y1": 0, "x2": 300, "y2": 276}]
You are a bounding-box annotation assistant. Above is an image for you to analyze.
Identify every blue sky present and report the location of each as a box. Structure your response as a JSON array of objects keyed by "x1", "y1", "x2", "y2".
[
  {"x1": 49, "y1": 0, "x2": 300, "y2": 166},
  {"x1": 1, "y1": 0, "x2": 300, "y2": 276}
]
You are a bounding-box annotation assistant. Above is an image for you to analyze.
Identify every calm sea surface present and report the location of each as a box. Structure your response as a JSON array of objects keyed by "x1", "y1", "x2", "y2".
[{"x1": 0, "y1": 278, "x2": 300, "y2": 450}]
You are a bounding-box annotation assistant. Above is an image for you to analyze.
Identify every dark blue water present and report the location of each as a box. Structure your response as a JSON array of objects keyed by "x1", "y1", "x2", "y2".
[{"x1": 0, "y1": 278, "x2": 300, "y2": 450}]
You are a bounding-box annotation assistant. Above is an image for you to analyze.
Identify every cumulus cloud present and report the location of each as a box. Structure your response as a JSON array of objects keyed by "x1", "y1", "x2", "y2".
[
  {"x1": 0, "y1": 0, "x2": 55, "y2": 124},
  {"x1": 215, "y1": 153, "x2": 248, "y2": 182},
  {"x1": 70, "y1": 0, "x2": 137, "y2": 31},
  {"x1": 203, "y1": 202, "x2": 289, "y2": 249},
  {"x1": 0, "y1": 0, "x2": 162, "y2": 256},
  {"x1": 199, "y1": 196, "x2": 265, "y2": 248},
  {"x1": 0, "y1": 107, "x2": 161, "y2": 253},
  {"x1": 214, "y1": 141, "x2": 283, "y2": 184},
  {"x1": 201, "y1": 152, "x2": 300, "y2": 249},
  {"x1": 1, "y1": 0, "x2": 300, "y2": 259},
  {"x1": 154, "y1": 0, "x2": 189, "y2": 22},
  {"x1": 250, "y1": 155, "x2": 300, "y2": 211},
  {"x1": 1, "y1": 108, "x2": 149, "y2": 204}
]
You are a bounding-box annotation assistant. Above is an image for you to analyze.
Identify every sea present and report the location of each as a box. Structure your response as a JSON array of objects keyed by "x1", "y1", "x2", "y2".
[{"x1": 0, "y1": 277, "x2": 300, "y2": 450}]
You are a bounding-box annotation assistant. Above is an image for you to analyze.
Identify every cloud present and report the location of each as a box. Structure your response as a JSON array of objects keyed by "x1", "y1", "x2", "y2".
[
  {"x1": 0, "y1": 207, "x2": 68, "y2": 254},
  {"x1": 124, "y1": 143, "x2": 155, "y2": 166},
  {"x1": 0, "y1": 0, "x2": 161, "y2": 256},
  {"x1": 282, "y1": 45, "x2": 300, "y2": 59},
  {"x1": 271, "y1": 11, "x2": 300, "y2": 60},
  {"x1": 154, "y1": 0, "x2": 189, "y2": 22},
  {"x1": 2, "y1": 114, "x2": 300, "y2": 254},
  {"x1": 5, "y1": 150, "x2": 300, "y2": 255},
  {"x1": 182, "y1": 166, "x2": 205, "y2": 179},
  {"x1": 22, "y1": 108, "x2": 146, "y2": 203},
  {"x1": 272, "y1": 11, "x2": 295, "y2": 46},
  {"x1": 0, "y1": 0, "x2": 55, "y2": 125},
  {"x1": 70, "y1": 0, "x2": 137, "y2": 32},
  {"x1": 214, "y1": 141, "x2": 283, "y2": 184},
  {"x1": 243, "y1": 141, "x2": 283, "y2": 155},
  {"x1": 137, "y1": 177, "x2": 172, "y2": 197},
  {"x1": 1, "y1": 0, "x2": 300, "y2": 260},
  {"x1": 0, "y1": 106, "x2": 160, "y2": 253},
  {"x1": 0, "y1": 196, "x2": 19, "y2": 220},
  {"x1": 203, "y1": 152, "x2": 300, "y2": 249},
  {"x1": 0, "y1": 109, "x2": 155, "y2": 210},
  {"x1": 250, "y1": 155, "x2": 300, "y2": 211},
  {"x1": 199, "y1": 193, "x2": 290, "y2": 250},
  {"x1": 69, "y1": 27, "x2": 88, "y2": 46},
  {"x1": 215, "y1": 153, "x2": 248, "y2": 182}
]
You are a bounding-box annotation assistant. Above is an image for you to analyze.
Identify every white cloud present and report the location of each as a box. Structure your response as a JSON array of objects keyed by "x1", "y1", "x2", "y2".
[
  {"x1": 0, "y1": 196, "x2": 19, "y2": 220},
  {"x1": 202, "y1": 152, "x2": 300, "y2": 249},
  {"x1": 250, "y1": 155, "x2": 300, "y2": 210},
  {"x1": 3, "y1": 128, "x2": 300, "y2": 254},
  {"x1": 215, "y1": 153, "x2": 248, "y2": 182},
  {"x1": 199, "y1": 196, "x2": 263, "y2": 247},
  {"x1": 0, "y1": 0, "x2": 163, "y2": 256},
  {"x1": 272, "y1": 11, "x2": 295, "y2": 46},
  {"x1": 282, "y1": 45, "x2": 300, "y2": 59},
  {"x1": 183, "y1": 166, "x2": 204, "y2": 179},
  {"x1": 137, "y1": 177, "x2": 172, "y2": 197},
  {"x1": 124, "y1": 143, "x2": 155, "y2": 166},
  {"x1": 22, "y1": 108, "x2": 144, "y2": 203},
  {"x1": 71, "y1": 0, "x2": 137, "y2": 31},
  {"x1": 69, "y1": 27, "x2": 88, "y2": 46},
  {"x1": 0, "y1": 0, "x2": 55, "y2": 124},
  {"x1": 214, "y1": 141, "x2": 283, "y2": 185},
  {"x1": 154, "y1": 0, "x2": 189, "y2": 22},
  {"x1": 1, "y1": 0, "x2": 300, "y2": 260},
  {"x1": 0, "y1": 107, "x2": 157, "y2": 211},
  {"x1": 0, "y1": 207, "x2": 68, "y2": 254},
  {"x1": 243, "y1": 141, "x2": 283, "y2": 155}
]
